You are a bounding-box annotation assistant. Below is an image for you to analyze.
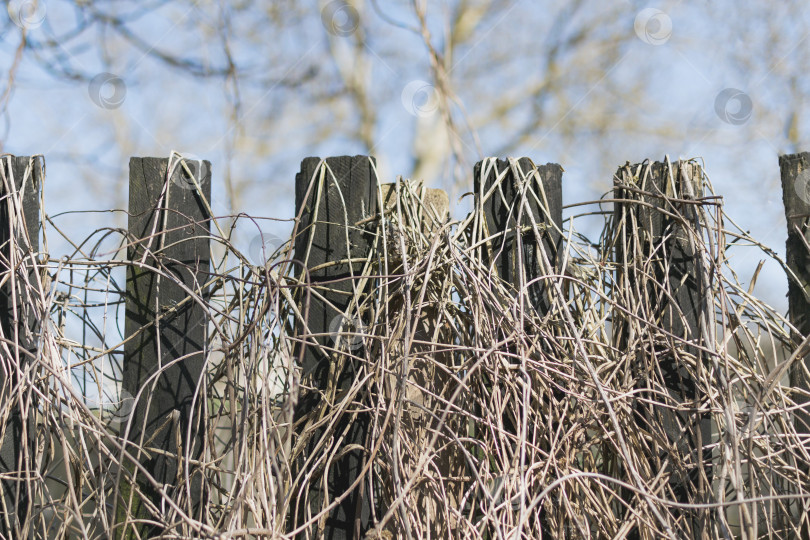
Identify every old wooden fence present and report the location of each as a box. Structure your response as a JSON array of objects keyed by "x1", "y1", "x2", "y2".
[{"x1": 0, "y1": 152, "x2": 808, "y2": 538}]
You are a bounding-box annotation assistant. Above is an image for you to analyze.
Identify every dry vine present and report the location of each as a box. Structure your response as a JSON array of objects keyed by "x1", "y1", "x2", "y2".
[{"x1": 0, "y1": 155, "x2": 808, "y2": 539}]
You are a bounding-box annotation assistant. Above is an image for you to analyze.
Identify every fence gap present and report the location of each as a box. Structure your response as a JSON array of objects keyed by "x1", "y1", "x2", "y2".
[
  {"x1": 122, "y1": 156, "x2": 211, "y2": 535},
  {"x1": 292, "y1": 155, "x2": 378, "y2": 538},
  {"x1": 613, "y1": 159, "x2": 711, "y2": 533},
  {"x1": 0, "y1": 156, "x2": 41, "y2": 538}
]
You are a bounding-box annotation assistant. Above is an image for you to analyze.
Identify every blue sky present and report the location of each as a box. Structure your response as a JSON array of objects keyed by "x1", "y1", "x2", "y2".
[{"x1": 1, "y1": 0, "x2": 808, "y2": 313}]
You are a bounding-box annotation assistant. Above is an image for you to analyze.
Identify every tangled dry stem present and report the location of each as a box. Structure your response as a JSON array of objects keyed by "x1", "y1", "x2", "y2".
[{"x1": 0, "y1": 155, "x2": 808, "y2": 539}]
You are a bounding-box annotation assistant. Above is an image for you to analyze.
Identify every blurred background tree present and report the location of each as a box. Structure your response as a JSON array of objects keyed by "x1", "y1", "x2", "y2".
[{"x1": 1, "y1": 0, "x2": 807, "y2": 307}]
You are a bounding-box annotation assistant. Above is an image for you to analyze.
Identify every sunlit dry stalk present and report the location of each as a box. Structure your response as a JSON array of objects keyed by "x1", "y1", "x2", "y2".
[{"x1": 0, "y1": 157, "x2": 807, "y2": 538}]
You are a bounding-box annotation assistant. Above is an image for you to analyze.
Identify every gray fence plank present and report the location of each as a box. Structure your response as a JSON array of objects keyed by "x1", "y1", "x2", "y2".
[
  {"x1": 613, "y1": 159, "x2": 711, "y2": 534},
  {"x1": 292, "y1": 155, "x2": 378, "y2": 539},
  {"x1": 474, "y1": 157, "x2": 563, "y2": 315},
  {"x1": 0, "y1": 156, "x2": 41, "y2": 539},
  {"x1": 779, "y1": 152, "x2": 810, "y2": 438},
  {"x1": 122, "y1": 156, "x2": 211, "y2": 535},
  {"x1": 473, "y1": 157, "x2": 563, "y2": 534}
]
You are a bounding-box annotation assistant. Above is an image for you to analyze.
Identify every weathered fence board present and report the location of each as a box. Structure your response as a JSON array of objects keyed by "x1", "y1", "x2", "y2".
[
  {"x1": 292, "y1": 156, "x2": 378, "y2": 539},
  {"x1": 378, "y1": 179, "x2": 455, "y2": 537},
  {"x1": 472, "y1": 157, "x2": 563, "y2": 533},
  {"x1": 780, "y1": 152, "x2": 810, "y2": 438},
  {"x1": 121, "y1": 156, "x2": 211, "y2": 533},
  {"x1": 474, "y1": 157, "x2": 563, "y2": 315},
  {"x1": 0, "y1": 156, "x2": 41, "y2": 539},
  {"x1": 613, "y1": 159, "x2": 711, "y2": 533}
]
